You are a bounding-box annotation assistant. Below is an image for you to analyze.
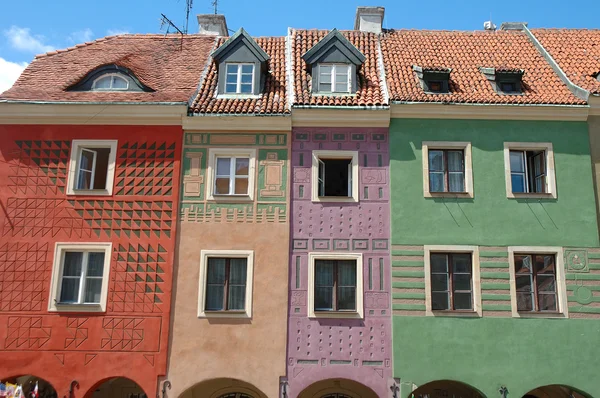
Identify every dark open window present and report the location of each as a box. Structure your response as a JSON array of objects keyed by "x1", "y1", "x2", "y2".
[
  {"x1": 205, "y1": 257, "x2": 247, "y2": 312},
  {"x1": 318, "y1": 158, "x2": 352, "y2": 197},
  {"x1": 76, "y1": 147, "x2": 111, "y2": 190},
  {"x1": 509, "y1": 150, "x2": 546, "y2": 193},
  {"x1": 514, "y1": 254, "x2": 557, "y2": 312},
  {"x1": 413, "y1": 66, "x2": 451, "y2": 94},
  {"x1": 314, "y1": 260, "x2": 357, "y2": 312},
  {"x1": 428, "y1": 149, "x2": 465, "y2": 193},
  {"x1": 430, "y1": 253, "x2": 473, "y2": 311}
]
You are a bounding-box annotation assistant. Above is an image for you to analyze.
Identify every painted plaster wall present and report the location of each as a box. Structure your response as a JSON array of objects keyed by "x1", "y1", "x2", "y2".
[
  {"x1": 0, "y1": 124, "x2": 181, "y2": 397},
  {"x1": 393, "y1": 316, "x2": 600, "y2": 398},
  {"x1": 288, "y1": 128, "x2": 392, "y2": 398},
  {"x1": 587, "y1": 115, "x2": 600, "y2": 238},
  {"x1": 389, "y1": 118, "x2": 599, "y2": 248},
  {"x1": 167, "y1": 132, "x2": 289, "y2": 398}
]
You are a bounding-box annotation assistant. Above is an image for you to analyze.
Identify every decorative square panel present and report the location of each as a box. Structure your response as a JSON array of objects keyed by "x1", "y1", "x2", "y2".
[
  {"x1": 312, "y1": 239, "x2": 330, "y2": 250},
  {"x1": 372, "y1": 239, "x2": 388, "y2": 250},
  {"x1": 565, "y1": 249, "x2": 589, "y2": 273}
]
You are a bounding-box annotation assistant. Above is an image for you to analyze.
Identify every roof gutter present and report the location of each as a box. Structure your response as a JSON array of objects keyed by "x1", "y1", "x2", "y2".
[
  {"x1": 0, "y1": 100, "x2": 188, "y2": 106},
  {"x1": 292, "y1": 104, "x2": 390, "y2": 110},
  {"x1": 391, "y1": 101, "x2": 588, "y2": 108}
]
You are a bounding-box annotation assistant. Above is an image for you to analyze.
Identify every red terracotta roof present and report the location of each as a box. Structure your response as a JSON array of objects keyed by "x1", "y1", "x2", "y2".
[
  {"x1": 380, "y1": 29, "x2": 584, "y2": 105},
  {"x1": 291, "y1": 29, "x2": 387, "y2": 107},
  {"x1": 532, "y1": 29, "x2": 600, "y2": 95},
  {"x1": 189, "y1": 36, "x2": 288, "y2": 115},
  {"x1": 0, "y1": 34, "x2": 216, "y2": 103}
]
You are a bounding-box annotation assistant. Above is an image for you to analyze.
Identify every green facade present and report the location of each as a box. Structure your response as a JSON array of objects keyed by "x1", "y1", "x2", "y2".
[{"x1": 390, "y1": 118, "x2": 600, "y2": 397}]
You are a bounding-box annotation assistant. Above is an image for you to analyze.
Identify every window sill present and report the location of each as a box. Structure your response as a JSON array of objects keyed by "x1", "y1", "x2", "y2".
[
  {"x1": 310, "y1": 311, "x2": 363, "y2": 319},
  {"x1": 428, "y1": 310, "x2": 481, "y2": 318},
  {"x1": 312, "y1": 196, "x2": 358, "y2": 203},
  {"x1": 207, "y1": 194, "x2": 254, "y2": 203},
  {"x1": 68, "y1": 189, "x2": 112, "y2": 196},
  {"x1": 424, "y1": 191, "x2": 473, "y2": 199},
  {"x1": 199, "y1": 310, "x2": 250, "y2": 319},
  {"x1": 49, "y1": 303, "x2": 105, "y2": 313},
  {"x1": 216, "y1": 93, "x2": 262, "y2": 99},
  {"x1": 507, "y1": 192, "x2": 556, "y2": 200},
  {"x1": 513, "y1": 311, "x2": 567, "y2": 319}
]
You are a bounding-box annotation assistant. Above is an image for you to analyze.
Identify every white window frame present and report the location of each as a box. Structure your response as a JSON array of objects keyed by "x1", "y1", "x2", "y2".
[
  {"x1": 311, "y1": 150, "x2": 359, "y2": 203},
  {"x1": 67, "y1": 140, "x2": 118, "y2": 196},
  {"x1": 48, "y1": 242, "x2": 112, "y2": 312},
  {"x1": 508, "y1": 246, "x2": 568, "y2": 318},
  {"x1": 424, "y1": 245, "x2": 482, "y2": 317},
  {"x1": 206, "y1": 148, "x2": 256, "y2": 201},
  {"x1": 224, "y1": 63, "x2": 255, "y2": 94},
  {"x1": 503, "y1": 142, "x2": 556, "y2": 199},
  {"x1": 91, "y1": 73, "x2": 130, "y2": 91},
  {"x1": 422, "y1": 141, "x2": 473, "y2": 198},
  {"x1": 307, "y1": 252, "x2": 364, "y2": 319},
  {"x1": 198, "y1": 250, "x2": 254, "y2": 319},
  {"x1": 317, "y1": 63, "x2": 351, "y2": 93}
]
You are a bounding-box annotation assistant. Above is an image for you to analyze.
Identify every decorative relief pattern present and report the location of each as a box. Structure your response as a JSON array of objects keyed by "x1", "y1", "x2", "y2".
[
  {"x1": 565, "y1": 249, "x2": 589, "y2": 272},
  {"x1": 101, "y1": 318, "x2": 145, "y2": 350},
  {"x1": 65, "y1": 317, "x2": 89, "y2": 348},
  {"x1": 183, "y1": 151, "x2": 204, "y2": 197},
  {"x1": 185, "y1": 133, "x2": 286, "y2": 146},
  {"x1": 259, "y1": 152, "x2": 285, "y2": 198},
  {"x1": 0, "y1": 242, "x2": 48, "y2": 311},
  {"x1": 5, "y1": 316, "x2": 51, "y2": 349},
  {"x1": 365, "y1": 292, "x2": 389, "y2": 309}
]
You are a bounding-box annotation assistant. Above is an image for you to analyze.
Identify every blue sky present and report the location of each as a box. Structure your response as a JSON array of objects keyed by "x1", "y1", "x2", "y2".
[{"x1": 1, "y1": 0, "x2": 599, "y2": 92}]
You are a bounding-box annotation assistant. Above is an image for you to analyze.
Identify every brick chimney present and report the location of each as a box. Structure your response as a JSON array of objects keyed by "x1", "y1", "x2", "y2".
[
  {"x1": 354, "y1": 6, "x2": 385, "y2": 34},
  {"x1": 197, "y1": 14, "x2": 228, "y2": 36}
]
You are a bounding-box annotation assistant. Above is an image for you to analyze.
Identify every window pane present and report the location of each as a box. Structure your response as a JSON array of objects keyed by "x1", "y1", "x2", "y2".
[
  {"x1": 335, "y1": 82, "x2": 348, "y2": 92},
  {"x1": 429, "y1": 172, "x2": 445, "y2": 192},
  {"x1": 63, "y1": 252, "x2": 83, "y2": 276},
  {"x1": 236, "y1": 158, "x2": 249, "y2": 176},
  {"x1": 538, "y1": 293, "x2": 557, "y2": 311},
  {"x1": 319, "y1": 72, "x2": 332, "y2": 83},
  {"x1": 225, "y1": 83, "x2": 237, "y2": 93},
  {"x1": 533, "y1": 152, "x2": 545, "y2": 176},
  {"x1": 511, "y1": 173, "x2": 526, "y2": 193},
  {"x1": 215, "y1": 178, "x2": 230, "y2": 194},
  {"x1": 226, "y1": 64, "x2": 238, "y2": 74},
  {"x1": 447, "y1": 151, "x2": 464, "y2": 172},
  {"x1": 206, "y1": 258, "x2": 225, "y2": 311},
  {"x1": 514, "y1": 255, "x2": 533, "y2": 274},
  {"x1": 517, "y1": 292, "x2": 534, "y2": 311},
  {"x1": 240, "y1": 84, "x2": 252, "y2": 94},
  {"x1": 320, "y1": 65, "x2": 332, "y2": 75},
  {"x1": 241, "y1": 64, "x2": 254, "y2": 74},
  {"x1": 84, "y1": 278, "x2": 102, "y2": 303},
  {"x1": 228, "y1": 286, "x2": 246, "y2": 310},
  {"x1": 453, "y1": 292, "x2": 472, "y2": 310},
  {"x1": 111, "y1": 76, "x2": 128, "y2": 89},
  {"x1": 428, "y1": 150, "x2": 444, "y2": 171},
  {"x1": 79, "y1": 149, "x2": 95, "y2": 171},
  {"x1": 536, "y1": 275, "x2": 556, "y2": 292},
  {"x1": 315, "y1": 261, "x2": 334, "y2": 286},
  {"x1": 448, "y1": 172, "x2": 465, "y2": 192},
  {"x1": 94, "y1": 76, "x2": 112, "y2": 89},
  {"x1": 319, "y1": 82, "x2": 332, "y2": 92},
  {"x1": 207, "y1": 258, "x2": 226, "y2": 282},
  {"x1": 453, "y1": 274, "x2": 472, "y2": 292},
  {"x1": 216, "y1": 157, "x2": 231, "y2": 176},
  {"x1": 338, "y1": 261, "x2": 356, "y2": 286},
  {"x1": 431, "y1": 292, "x2": 449, "y2": 310},
  {"x1": 226, "y1": 74, "x2": 237, "y2": 84},
  {"x1": 60, "y1": 278, "x2": 80, "y2": 303},
  {"x1": 535, "y1": 255, "x2": 555, "y2": 274},
  {"x1": 430, "y1": 254, "x2": 448, "y2": 273},
  {"x1": 431, "y1": 274, "x2": 448, "y2": 292},
  {"x1": 87, "y1": 252, "x2": 105, "y2": 277},
  {"x1": 452, "y1": 254, "x2": 471, "y2": 273},
  {"x1": 77, "y1": 170, "x2": 92, "y2": 189},
  {"x1": 315, "y1": 287, "x2": 334, "y2": 310},
  {"x1": 205, "y1": 285, "x2": 224, "y2": 310},
  {"x1": 241, "y1": 73, "x2": 252, "y2": 84},
  {"x1": 234, "y1": 178, "x2": 248, "y2": 194},
  {"x1": 534, "y1": 176, "x2": 545, "y2": 193},
  {"x1": 337, "y1": 287, "x2": 356, "y2": 310},
  {"x1": 515, "y1": 275, "x2": 533, "y2": 292},
  {"x1": 229, "y1": 259, "x2": 247, "y2": 284},
  {"x1": 510, "y1": 151, "x2": 525, "y2": 172}
]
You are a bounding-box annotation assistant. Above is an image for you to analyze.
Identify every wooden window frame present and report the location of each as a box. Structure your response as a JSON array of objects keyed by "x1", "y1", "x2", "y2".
[
  {"x1": 422, "y1": 141, "x2": 473, "y2": 198},
  {"x1": 213, "y1": 155, "x2": 251, "y2": 196},
  {"x1": 204, "y1": 257, "x2": 248, "y2": 313},
  {"x1": 513, "y1": 253, "x2": 558, "y2": 313},
  {"x1": 504, "y1": 142, "x2": 556, "y2": 199},
  {"x1": 509, "y1": 150, "x2": 547, "y2": 194},
  {"x1": 427, "y1": 148, "x2": 466, "y2": 193},
  {"x1": 67, "y1": 140, "x2": 118, "y2": 196},
  {"x1": 314, "y1": 259, "x2": 358, "y2": 312},
  {"x1": 206, "y1": 148, "x2": 256, "y2": 202},
  {"x1": 429, "y1": 253, "x2": 474, "y2": 312}
]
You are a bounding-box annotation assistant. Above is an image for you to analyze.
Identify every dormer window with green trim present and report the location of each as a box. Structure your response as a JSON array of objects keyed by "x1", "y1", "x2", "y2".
[
  {"x1": 480, "y1": 67, "x2": 525, "y2": 95},
  {"x1": 302, "y1": 29, "x2": 366, "y2": 95},
  {"x1": 413, "y1": 66, "x2": 452, "y2": 94},
  {"x1": 68, "y1": 64, "x2": 153, "y2": 93},
  {"x1": 211, "y1": 28, "x2": 270, "y2": 97}
]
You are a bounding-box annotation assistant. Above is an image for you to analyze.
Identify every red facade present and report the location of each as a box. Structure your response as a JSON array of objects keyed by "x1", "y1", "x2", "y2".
[{"x1": 0, "y1": 124, "x2": 181, "y2": 397}]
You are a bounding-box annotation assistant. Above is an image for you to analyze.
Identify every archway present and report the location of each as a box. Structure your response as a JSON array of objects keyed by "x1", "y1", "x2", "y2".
[
  {"x1": 178, "y1": 378, "x2": 267, "y2": 398},
  {"x1": 523, "y1": 385, "x2": 592, "y2": 398},
  {"x1": 297, "y1": 379, "x2": 378, "y2": 398},
  {"x1": 1, "y1": 375, "x2": 57, "y2": 398},
  {"x1": 410, "y1": 380, "x2": 485, "y2": 398},
  {"x1": 87, "y1": 377, "x2": 147, "y2": 398}
]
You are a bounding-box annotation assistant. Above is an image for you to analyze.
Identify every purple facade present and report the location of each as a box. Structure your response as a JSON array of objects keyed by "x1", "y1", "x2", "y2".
[{"x1": 287, "y1": 127, "x2": 391, "y2": 398}]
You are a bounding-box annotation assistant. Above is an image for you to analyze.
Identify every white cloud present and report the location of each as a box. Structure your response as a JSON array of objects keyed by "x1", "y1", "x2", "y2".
[
  {"x1": 0, "y1": 58, "x2": 28, "y2": 94},
  {"x1": 4, "y1": 26, "x2": 55, "y2": 53},
  {"x1": 68, "y1": 28, "x2": 94, "y2": 43},
  {"x1": 107, "y1": 29, "x2": 130, "y2": 36}
]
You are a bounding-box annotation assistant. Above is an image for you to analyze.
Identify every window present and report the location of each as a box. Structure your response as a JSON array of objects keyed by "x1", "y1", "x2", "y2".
[
  {"x1": 428, "y1": 149, "x2": 465, "y2": 193},
  {"x1": 500, "y1": 81, "x2": 518, "y2": 94},
  {"x1": 508, "y1": 247, "x2": 567, "y2": 318},
  {"x1": 198, "y1": 250, "x2": 254, "y2": 318},
  {"x1": 67, "y1": 140, "x2": 118, "y2": 196},
  {"x1": 317, "y1": 64, "x2": 351, "y2": 93},
  {"x1": 424, "y1": 246, "x2": 481, "y2": 317},
  {"x1": 308, "y1": 253, "x2": 363, "y2": 318},
  {"x1": 503, "y1": 142, "x2": 556, "y2": 198},
  {"x1": 92, "y1": 74, "x2": 129, "y2": 91},
  {"x1": 422, "y1": 142, "x2": 473, "y2": 198},
  {"x1": 413, "y1": 66, "x2": 451, "y2": 94},
  {"x1": 311, "y1": 150, "x2": 359, "y2": 202},
  {"x1": 48, "y1": 243, "x2": 112, "y2": 312},
  {"x1": 480, "y1": 67, "x2": 524, "y2": 95},
  {"x1": 427, "y1": 81, "x2": 443, "y2": 93},
  {"x1": 225, "y1": 63, "x2": 254, "y2": 94},
  {"x1": 207, "y1": 148, "x2": 256, "y2": 201}
]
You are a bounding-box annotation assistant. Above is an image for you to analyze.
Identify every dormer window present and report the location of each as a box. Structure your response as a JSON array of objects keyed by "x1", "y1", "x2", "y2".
[
  {"x1": 211, "y1": 28, "x2": 270, "y2": 97},
  {"x1": 318, "y1": 64, "x2": 351, "y2": 93},
  {"x1": 413, "y1": 66, "x2": 451, "y2": 94},
  {"x1": 302, "y1": 29, "x2": 366, "y2": 96},
  {"x1": 480, "y1": 67, "x2": 525, "y2": 95},
  {"x1": 92, "y1": 74, "x2": 129, "y2": 91},
  {"x1": 225, "y1": 63, "x2": 255, "y2": 94}
]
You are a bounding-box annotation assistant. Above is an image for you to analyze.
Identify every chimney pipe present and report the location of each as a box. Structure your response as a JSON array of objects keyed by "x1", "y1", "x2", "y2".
[
  {"x1": 197, "y1": 14, "x2": 228, "y2": 36},
  {"x1": 354, "y1": 6, "x2": 385, "y2": 34}
]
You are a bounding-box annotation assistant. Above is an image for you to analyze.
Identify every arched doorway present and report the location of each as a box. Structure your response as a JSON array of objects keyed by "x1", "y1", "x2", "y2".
[
  {"x1": 87, "y1": 377, "x2": 147, "y2": 398},
  {"x1": 523, "y1": 385, "x2": 592, "y2": 398},
  {"x1": 297, "y1": 379, "x2": 378, "y2": 398},
  {"x1": 178, "y1": 378, "x2": 267, "y2": 398},
  {"x1": 410, "y1": 380, "x2": 485, "y2": 398},
  {"x1": 1, "y1": 375, "x2": 57, "y2": 398}
]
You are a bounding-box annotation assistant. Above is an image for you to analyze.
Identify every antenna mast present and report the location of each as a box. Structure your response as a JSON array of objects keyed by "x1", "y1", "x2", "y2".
[
  {"x1": 212, "y1": 0, "x2": 218, "y2": 14},
  {"x1": 184, "y1": 0, "x2": 194, "y2": 34}
]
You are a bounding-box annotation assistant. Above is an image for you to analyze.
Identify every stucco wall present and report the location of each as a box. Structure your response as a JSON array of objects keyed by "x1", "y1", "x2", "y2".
[
  {"x1": 287, "y1": 128, "x2": 392, "y2": 398},
  {"x1": 587, "y1": 115, "x2": 600, "y2": 239},
  {"x1": 0, "y1": 124, "x2": 181, "y2": 398}
]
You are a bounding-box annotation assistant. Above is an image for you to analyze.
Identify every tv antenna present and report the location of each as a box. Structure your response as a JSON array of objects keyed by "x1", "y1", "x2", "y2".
[
  {"x1": 159, "y1": 0, "x2": 194, "y2": 35},
  {"x1": 212, "y1": 0, "x2": 218, "y2": 14}
]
